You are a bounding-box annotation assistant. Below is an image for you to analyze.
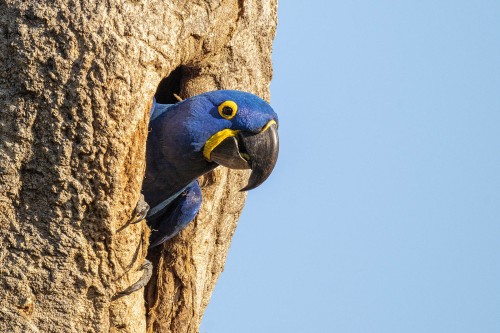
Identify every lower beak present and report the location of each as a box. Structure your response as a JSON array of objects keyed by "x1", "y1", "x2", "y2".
[{"x1": 209, "y1": 122, "x2": 279, "y2": 191}]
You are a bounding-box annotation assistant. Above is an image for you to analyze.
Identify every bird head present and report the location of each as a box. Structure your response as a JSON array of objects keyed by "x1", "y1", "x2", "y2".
[{"x1": 150, "y1": 90, "x2": 279, "y2": 191}]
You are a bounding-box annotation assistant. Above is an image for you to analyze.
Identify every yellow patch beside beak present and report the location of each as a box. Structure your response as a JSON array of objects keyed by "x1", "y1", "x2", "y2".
[
  {"x1": 203, "y1": 129, "x2": 240, "y2": 160},
  {"x1": 261, "y1": 119, "x2": 277, "y2": 132}
]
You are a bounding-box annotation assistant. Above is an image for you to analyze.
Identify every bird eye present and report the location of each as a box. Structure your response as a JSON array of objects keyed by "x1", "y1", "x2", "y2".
[
  {"x1": 222, "y1": 106, "x2": 233, "y2": 116},
  {"x1": 218, "y1": 100, "x2": 238, "y2": 119}
]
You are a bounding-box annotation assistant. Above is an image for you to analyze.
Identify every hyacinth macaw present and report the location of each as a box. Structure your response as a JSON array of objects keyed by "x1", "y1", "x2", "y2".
[{"x1": 142, "y1": 90, "x2": 279, "y2": 248}]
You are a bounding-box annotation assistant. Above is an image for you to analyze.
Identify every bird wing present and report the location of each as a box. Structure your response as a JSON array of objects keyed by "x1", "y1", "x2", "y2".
[{"x1": 147, "y1": 181, "x2": 202, "y2": 248}]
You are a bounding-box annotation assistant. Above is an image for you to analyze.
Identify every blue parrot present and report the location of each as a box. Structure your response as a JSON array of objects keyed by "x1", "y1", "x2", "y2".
[
  {"x1": 143, "y1": 90, "x2": 279, "y2": 247},
  {"x1": 113, "y1": 90, "x2": 279, "y2": 298}
]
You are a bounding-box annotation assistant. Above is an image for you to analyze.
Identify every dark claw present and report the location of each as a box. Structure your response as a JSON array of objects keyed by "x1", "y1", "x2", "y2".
[
  {"x1": 131, "y1": 194, "x2": 150, "y2": 224},
  {"x1": 112, "y1": 259, "x2": 153, "y2": 300}
]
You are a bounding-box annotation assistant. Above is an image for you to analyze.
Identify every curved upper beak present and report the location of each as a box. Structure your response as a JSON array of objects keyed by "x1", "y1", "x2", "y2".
[{"x1": 208, "y1": 122, "x2": 279, "y2": 191}]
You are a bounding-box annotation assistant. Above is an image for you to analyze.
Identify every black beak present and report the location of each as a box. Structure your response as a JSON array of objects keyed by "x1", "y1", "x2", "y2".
[{"x1": 209, "y1": 123, "x2": 279, "y2": 191}]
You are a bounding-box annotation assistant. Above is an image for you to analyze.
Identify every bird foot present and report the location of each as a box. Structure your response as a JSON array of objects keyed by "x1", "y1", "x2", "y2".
[
  {"x1": 130, "y1": 194, "x2": 149, "y2": 224},
  {"x1": 112, "y1": 259, "x2": 153, "y2": 300}
]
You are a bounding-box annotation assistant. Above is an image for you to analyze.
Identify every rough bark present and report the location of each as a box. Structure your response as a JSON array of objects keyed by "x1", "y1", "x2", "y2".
[{"x1": 0, "y1": 0, "x2": 277, "y2": 332}]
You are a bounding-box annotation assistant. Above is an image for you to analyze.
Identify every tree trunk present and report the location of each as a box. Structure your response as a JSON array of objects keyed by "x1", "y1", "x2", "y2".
[{"x1": 0, "y1": 1, "x2": 277, "y2": 332}]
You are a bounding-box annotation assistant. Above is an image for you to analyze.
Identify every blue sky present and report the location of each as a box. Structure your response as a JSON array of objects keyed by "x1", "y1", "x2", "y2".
[{"x1": 201, "y1": 1, "x2": 500, "y2": 332}]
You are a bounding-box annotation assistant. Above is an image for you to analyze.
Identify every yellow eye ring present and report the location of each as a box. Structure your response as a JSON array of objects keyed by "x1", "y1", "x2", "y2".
[{"x1": 218, "y1": 100, "x2": 238, "y2": 120}]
